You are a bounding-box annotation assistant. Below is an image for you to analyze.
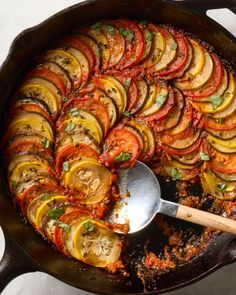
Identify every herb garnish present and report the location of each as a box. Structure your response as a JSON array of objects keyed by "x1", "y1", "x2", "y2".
[
  {"x1": 156, "y1": 93, "x2": 167, "y2": 108},
  {"x1": 43, "y1": 138, "x2": 50, "y2": 149},
  {"x1": 84, "y1": 220, "x2": 95, "y2": 233},
  {"x1": 171, "y1": 42, "x2": 178, "y2": 50},
  {"x1": 123, "y1": 111, "x2": 131, "y2": 117},
  {"x1": 70, "y1": 108, "x2": 79, "y2": 117},
  {"x1": 171, "y1": 168, "x2": 181, "y2": 181},
  {"x1": 124, "y1": 78, "x2": 132, "y2": 91},
  {"x1": 115, "y1": 152, "x2": 131, "y2": 162},
  {"x1": 65, "y1": 122, "x2": 75, "y2": 133},
  {"x1": 63, "y1": 161, "x2": 70, "y2": 172},
  {"x1": 200, "y1": 152, "x2": 210, "y2": 161},
  {"x1": 211, "y1": 96, "x2": 224, "y2": 110},
  {"x1": 106, "y1": 25, "x2": 115, "y2": 35},
  {"x1": 54, "y1": 220, "x2": 70, "y2": 232},
  {"x1": 220, "y1": 183, "x2": 228, "y2": 192},
  {"x1": 48, "y1": 207, "x2": 65, "y2": 219}
]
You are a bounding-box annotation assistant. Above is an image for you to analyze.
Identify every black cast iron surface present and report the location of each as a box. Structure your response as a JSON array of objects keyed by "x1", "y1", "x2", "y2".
[{"x1": 0, "y1": 0, "x2": 236, "y2": 294}]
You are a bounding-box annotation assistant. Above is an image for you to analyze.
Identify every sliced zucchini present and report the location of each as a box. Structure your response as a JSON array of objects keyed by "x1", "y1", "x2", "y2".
[
  {"x1": 63, "y1": 157, "x2": 112, "y2": 204},
  {"x1": 130, "y1": 79, "x2": 149, "y2": 114},
  {"x1": 174, "y1": 50, "x2": 213, "y2": 90},
  {"x1": 43, "y1": 49, "x2": 82, "y2": 89},
  {"x1": 4, "y1": 112, "x2": 53, "y2": 143}
]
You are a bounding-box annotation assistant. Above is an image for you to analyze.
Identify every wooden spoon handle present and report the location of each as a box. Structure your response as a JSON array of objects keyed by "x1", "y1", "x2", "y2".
[{"x1": 176, "y1": 204, "x2": 236, "y2": 235}]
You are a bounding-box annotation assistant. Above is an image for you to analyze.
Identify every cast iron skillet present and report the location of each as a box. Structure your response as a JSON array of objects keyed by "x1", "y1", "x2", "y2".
[{"x1": 0, "y1": 0, "x2": 236, "y2": 294}]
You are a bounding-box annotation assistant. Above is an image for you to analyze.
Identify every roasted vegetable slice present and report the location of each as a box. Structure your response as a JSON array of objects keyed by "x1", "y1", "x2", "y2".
[{"x1": 62, "y1": 157, "x2": 112, "y2": 204}]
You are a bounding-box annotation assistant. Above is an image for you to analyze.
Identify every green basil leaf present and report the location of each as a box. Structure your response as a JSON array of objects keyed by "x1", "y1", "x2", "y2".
[
  {"x1": 41, "y1": 194, "x2": 51, "y2": 201},
  {"x1": 91, "y1": 21, "x2": 101, "y2": 29},
  {"x1": 115, "y1": 152, "x2": 131, "y2": 162},
  {"x1": 48, "y1": 207, "x2": 65, "y2": 220},
  {"x1": 43, "y1": 138, "x2": 50, "y2": 149},
  {"x1": 139, "y1": 20, "x2": 148, "y2": 26},
  {"x1": 220, "y1": 182, "x2": 228, "y2": 192},
  {"x1": 63, "y1": 161, "x2": 70, "y2": 172},
  {"x1": 65, "y1": 122, "x2": 75, "y2": 133},
  {"x1": 70, "y1": 107, "x2": 79, "y2": 117},
  {"x1": 211, "y1": 96, "x2": 224, "y2": 110},
  {"x1": 84, "y1": 220, "x2": 95, "y2": 232},
  {"x1": 123, "y1": 111, "x2": 131, "y2": 117},
  {"x1": 216, "y1": 118, "x2": 225, "y2": 123},
  {"x1": 62, "y1": 96, "x2": 69, "y2": 102},
  {"x1": 146, "y1": 31, "x2": 154, "y2": 41},
  {"x1": 171, "y1": 42, "x2": 178, "y2": 50},
  {"x1": 171, "y1": 168, "x2": 181, "y2": 181},
  {"x1": 120, "y1": 28, "x2": 134, "y2": 42},
  {"x1": 124, "y1": 77, "x2": 132, "y2": 91},
  {"x1": 106, "y1": 25, "x2": 115, "y2": 35},
  {"x1": 200, "y1": 152, "x2": 210, "y2": 161},
  {"x1": 156, "y1": 93, "x2": 168, "y2": 108},
  {"x1": 54, "y1": 220, "x2": 70, "y2": 232}
]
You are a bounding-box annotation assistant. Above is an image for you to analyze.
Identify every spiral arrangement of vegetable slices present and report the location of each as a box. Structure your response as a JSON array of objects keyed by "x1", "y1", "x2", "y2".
[{"x1": 4, "y1": 18, "x2": 236, "y2": 272}]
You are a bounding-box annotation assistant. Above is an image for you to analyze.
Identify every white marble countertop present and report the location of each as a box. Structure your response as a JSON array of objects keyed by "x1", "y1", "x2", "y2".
[{"x1": 0, "y1": 1, "x2": 235, "y2": 294}]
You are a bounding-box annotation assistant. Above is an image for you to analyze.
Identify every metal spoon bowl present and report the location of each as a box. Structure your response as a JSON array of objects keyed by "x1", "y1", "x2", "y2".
[{"x1": 107, "y1": 161, "x2": 236, "y2": 235}]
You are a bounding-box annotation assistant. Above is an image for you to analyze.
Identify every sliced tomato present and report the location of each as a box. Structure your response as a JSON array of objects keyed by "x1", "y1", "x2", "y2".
[
  {"x1": 61, "y1": 35, "x2": 96, "y2": 71},
  {"x1": 54, "y1": 208, "x2": 91, "y2": 255},
  {"x1": 157, "y1": 29, "x2": 189, "y2": 77},
  {"x1": 38, "y1": 61, "x2": 72, "y2": 94},
  {"x1": 56, "y1": 131, "x2": 101, "y2": 156},
  {"x1": 55, "y1": 143, "x2": 99, "y2": 174},
  {"x1": 108, "y1": 19, "x2": 145, "y2": 69},
  {"x1": 184, "y1": 53, "x2": 223, "y2": 98},
  {"x1": 113, "y1": 75, "x2": 139, "y2": 112},
  {"x1": 174, "y1": 50, "x2": 213, "y2": 91},
  {"x1": 127, "y1": 119, "x2": 156, "y2": 161},
  {"x1": 142, "y1": 23, "x2": 165, "y2": 68},
  {"x1": 100, "y1": 128, "x2": 142, "y2": 168},
  {"x1": 42, "y1": 49, "x2": 82, "y2": 89},
  {"x1": 10, "y1": 98, "x2": 53, "y2": 126},
  {"x1": 160, "y1": 137, "x2": 202, "y2": 156},
  {"x1": 101, "y1": 23, "x2": 125, "y2": 68},
  {"x1": 58, "y1": 97, "x2": 110, "y2": 135},
  {"x1": 155, "y1": 88, "x2": 184, "y2": 132},
  {"x1": 138, "y1": 25, "x2": 153, "y2": 62},
  {"x1": 142, "y1": 86, "x2": 175, "y2": 122},
  {"x1": 165, "y1": 98, "x2": 193, "y2": 135},
  {"x1": 27, "y1": 67, "x2": 66, "y2": 96},
  {"x1": 82, "y1": 25, "x2": 111, "y2": 71},
  {"x1": 159, "y1": 128, "x2": 201, "y2": 150},
  {"x1": 204, "y1": 113, "x2": 236, "y2": 132},
  {"x1": 130, "y1": 78, "x2": 148, "y2": 114},
  {"x1": 62, "y1": 46, "x2": 90, "y2": 86}
]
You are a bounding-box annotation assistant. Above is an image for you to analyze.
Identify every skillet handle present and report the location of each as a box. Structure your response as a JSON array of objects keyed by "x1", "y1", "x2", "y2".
[
  {"x1": 169, "y1": 0, "x2": 236, "y2": 14},
  {"x1": 0, "y1": 226, "x2": 38, "y2": 293}
]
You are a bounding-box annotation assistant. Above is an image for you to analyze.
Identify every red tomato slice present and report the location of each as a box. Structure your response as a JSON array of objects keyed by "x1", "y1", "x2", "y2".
[
  {"x1": 19, "y1": 181, "x2": 62, "y2": 215},
  {"x1": 108, "y1": 19, "x2": 145, "y2": 69},
  {"x1": 54, "y1": 208, "x2": 91, "y2": 255},
  {"x1": 5, "y1": 140, "x2": 52, "y2": 160},
  {"x1": 142, "y1": 86, "x2": 175, "y2": 122},
  {"x1": 161, "y1": 137, "x2": 202, "y2": 156},
  {"x1": 100, "y1": 128, "x2": 142, "y2": 168},
  {"x1": 204, "y1": 112, "x2": 236, "y2": 131},
  {"x1": 203, "y1": 140, "x2": 236, "y2": 173},
  {"x1": 27, "y1": 68, "x2": 66, "y2": 96},
  {"x1": 61, "y1": 35, "x2": 96, "y2": 71},
  {"x1": 58, "y1": 97, "x2": 110, "y2": 135},
  {"x1": 184, "y1": 53, "x2": 223, "y2": 98},
  {"x1": 158, "y1": 29, "x2": 189, "y2": 77},
  {"x1": 55, "y1": 143, "x2": 99, "y2": 174},
  {"x1": 10, "y1": 99, "x2": 53, "y2": 127},
  {"x1": 113, "y1": 75, "x2": 139, "y2": 111}
]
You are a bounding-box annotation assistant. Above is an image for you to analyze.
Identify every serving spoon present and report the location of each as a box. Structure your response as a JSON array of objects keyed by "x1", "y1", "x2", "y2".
[{"x1": 108, "y1": 161, "x2": 236, "y2": 235}]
